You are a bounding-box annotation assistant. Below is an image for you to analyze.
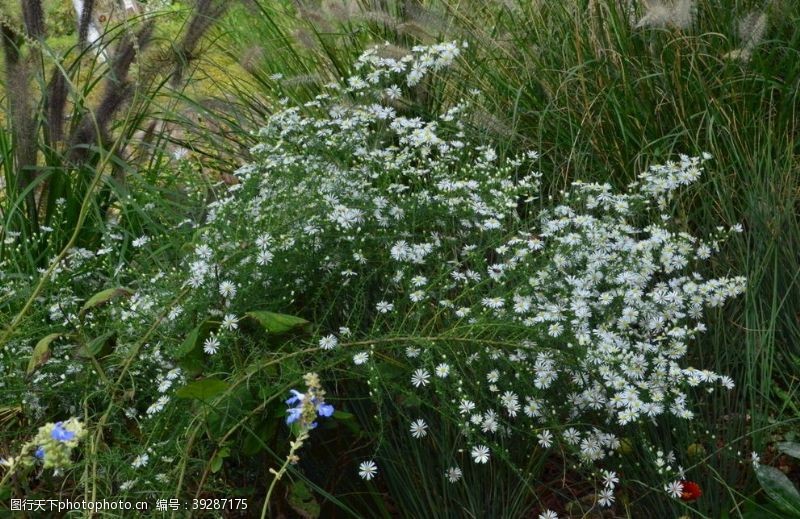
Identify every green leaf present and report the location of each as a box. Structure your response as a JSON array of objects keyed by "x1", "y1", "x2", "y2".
[
  {"x1": 175, "y1": 321, "x2": 215, "y2": 359},
  {"x1": 242, "y1": 416, "x2": 279, "y2": 456},
  {"x1": 332, "y1": 410, "x2": 361, "y2": 435},
  {"x1": 27, "y1": 333, "x2": 65, "y2": 375},
  {"x1": 778, "y1": 442, "x2": 800, "y2": 461},
  {"x1": 175, "y1": 377, "x2": 230, "y2": 402},
  {"x1": 210, "y1": 446, "x2": 230, "y2": 474},
  {"x1": 244, "y1": 311, "x2": 309, "y2": 335},
  {"x1": 77, "y1": 331, "x2": 116, "y2": 358},
  {"x1": 79, "y1": 287, "x2": 133, "y2": 316},
  {"x1": 287, "y1": 480, "x2": 320, "y2": 518},
  {"x1": 755, "y1": 464, "x2": 800, "y2": 516}
]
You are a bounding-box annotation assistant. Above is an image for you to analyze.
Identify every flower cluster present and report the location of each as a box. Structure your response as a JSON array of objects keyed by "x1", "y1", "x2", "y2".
[
  {"x1": 0, "y1": 418, "x2": 86, "y2": 473},
  {"x1": 285, "y1": 372, "x2": 335, "y2": 430}
]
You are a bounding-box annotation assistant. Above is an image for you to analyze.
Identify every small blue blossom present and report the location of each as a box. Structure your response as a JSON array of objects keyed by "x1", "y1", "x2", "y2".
[
  {"x1": 285, "y1": 389, "x2": 305, "y2": 406},
  {"x1": 285, "y1": 407, "x2": 303, "y2": 425},
  {"x1": 35, "y1": 447, "x2": 45, "y2": 459},
  {"x1": 317, "y1": 403, "x2": 334, "y2": 417},
  {"x1": 51, "y1": 422, "x2": 76, "y2": 442}
]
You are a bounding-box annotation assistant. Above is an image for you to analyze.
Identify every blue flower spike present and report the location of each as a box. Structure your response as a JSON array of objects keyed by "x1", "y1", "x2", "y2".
[{"x1": 285, "y1": 380, "x2": 334, "y2": 429}]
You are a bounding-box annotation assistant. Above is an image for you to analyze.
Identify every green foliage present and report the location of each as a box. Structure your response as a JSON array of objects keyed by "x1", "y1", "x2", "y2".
[
  {"x1": 754, "y1": 443, "x2": 800, "y2": 517},
  {"x1": 244, "y1": 311, "x2": 310, "y2": 335}
]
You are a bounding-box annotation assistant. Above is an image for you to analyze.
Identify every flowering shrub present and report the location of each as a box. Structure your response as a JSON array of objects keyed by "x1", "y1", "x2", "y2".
[
  {"x1": 0, "y1": 40, "x2": 747, "y2": 516},
  {"x1": 154, "y1": 41, "x2": 744, "y2": 511}
]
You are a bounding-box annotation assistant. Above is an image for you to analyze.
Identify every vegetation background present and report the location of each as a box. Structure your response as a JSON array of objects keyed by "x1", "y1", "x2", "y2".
[{"x1": 0, "y1": 0, "x2": 798, "y2": 517}]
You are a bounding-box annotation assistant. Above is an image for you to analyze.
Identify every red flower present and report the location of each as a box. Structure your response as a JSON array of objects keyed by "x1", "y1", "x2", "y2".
[{"x1": 680, "y1": 480, "x2": 702, "y2": 502}]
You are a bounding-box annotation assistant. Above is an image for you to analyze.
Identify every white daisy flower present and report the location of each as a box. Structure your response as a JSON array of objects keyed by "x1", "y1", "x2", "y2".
[
  {"x1": 471, "y1": 444, "x2": 490, "y2": 464},
  {"x1": 319, "y1": 334, "x2": 338, "y2": 350},
  {"x1": 445, "y1": 466, "x2": 462, "y2": 483},
  {"x1": 409, "y1": 419, "x2": 428, "y2": 438},
  {"x1": 664, "y1": 480, "x2": 683, "y2": 499},
  {"x1": 411, "y1": 369, "x2": 430, "y2": 388},
  {"x1": 376, "y1": 301, "x2": 394, "y2": 313},
  {"x1": 203, "y1": 335, "x2": 220, "y2": 355},
  {"x1": 358, "y1": 460, "x2": 378, "y2": 481}
]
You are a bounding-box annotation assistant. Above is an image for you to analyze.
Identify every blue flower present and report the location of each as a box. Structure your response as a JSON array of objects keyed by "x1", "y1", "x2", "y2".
[
  {"x1": 285, "y1": 407, "x2": 303, "y2": 425},
  {"x1": 35, "y1": 447, "x2": 45, "y2": 459},
  {"x1": 285, "y1": 390, "x2": 305, "y2": 406},
  {"x1": 51, "y1": 422, "x2": 76, "y2": 442},
  {"x1": 317, "y1": 403, "x2": 335, "y2": 417},
  {"x1": 284, "y1": 390, "x2": 334, "y2": 427}
]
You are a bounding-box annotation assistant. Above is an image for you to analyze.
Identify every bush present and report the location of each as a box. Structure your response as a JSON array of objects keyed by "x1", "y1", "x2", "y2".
[{"x1": 1, "y1": 41, "x2": 748, "y2": 518}]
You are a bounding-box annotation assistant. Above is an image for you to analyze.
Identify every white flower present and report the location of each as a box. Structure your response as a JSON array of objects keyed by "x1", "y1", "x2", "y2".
[
  {"x1": 405, "y1": 346, "x2": 420, "y2": 358},
  {"x1": 131, "y1": 454, "x2": 149, "y2": 469},
  {"x1": 203, "y1": 335, "x2": 220, "y2": 355},
  {"x1": 481, "y1": 297, "x2": 504, "y2": 309},
  {"x1": 445, "y1": 466, "x2": 463, "y2": 483},
  {"x1": 597, "y1": 487, "x2": 615, "y2": 507},
  {"x1": 172, "y1": 147, "x2": 189, "y2": 161},
  {"x1": 411, "y1": 369, "x2": 430, "y2": 388},
  {"x1": 458, "y1": 399, "x2": 476, "y2": 414},
  {"x1": 435, "y1": 363, "x2": 450, "y2": 378},
  {"x1": 221, "y1": 314, "x2": 238, "y2": 331},
  {"x1": 319, "y1": 334, "x2": 338, "y2": 350},
  {"x1": 537, "y1": 430, "x2": 553, "y2": 448},
  {"x1": 665, "y1": 480, "x2": 684, "y2": 499},
  {"x1": 376, "y1": 301, "x2": 394, "y2": 313},
  {"x1": 219, "y1": 280, "x2": 237, "y2": 299},
  {"x1": 538, "y1": 511, "x2": 558, "y2": 519},
  {"x1": 353, "y1": 352, "x2": 369, "y2": 365},
  {"x1": 146, "y1": 396, "x2": 169, "y2": 416},
  {"x1": 358, "y1": 460, "x2": 378, "y2": 480},
  {"x1": 385, "y1": 85, "x2": 402, "y2": 100},
  {"x1": 547, "y1": 322, "x2": 563, "y2": 337},
  {"x1": 501, "y1": 391, "x2": 520, "y2": 417},
  {"x1": 410, "y1": 275, "x2": 428, "y2": 287},
  {"x1": 751, "y1": 451, "x2": 760, "y2": 468},
  {"x1": 602, "y1": 470, "x2": 619, "y2": 489},
  {"x1": 132, "y1": 235, "x2": 150, "y2": 248},
  {"x1": 257, "y1": 250, "x2": 274, "y2": 266},
  {"x1": 409, "y1": 290, "x2": 426, "y2": 302},
  {"x1": 167, "y1": 306, "x2": 183, "y2": 321},
  {"x1": 409, "y1": 419, "x2": 428, "y2": 438},
  {"x1": 471, "y1": 444, "x2": 490, "y2": 464}
]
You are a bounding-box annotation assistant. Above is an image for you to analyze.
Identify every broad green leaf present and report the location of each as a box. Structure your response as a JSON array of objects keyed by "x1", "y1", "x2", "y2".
[
  {"x1": 778, "y1": 442, "x2": 800, "y2": 461},
  {"x1": 175, "y1": 321, "x2": 215, "y2": 359},
  {"x1": 78, "y1": 331, "x2": 116, "y2": 358},
  {"x1": 244, "y1": 311, "x2": 309, "y2": 335},
  {"x1": 210, "y1": 446, "x2": 230, "y2": 474},
  {"x1": 287, "y1": 480, "x2": 320, "y2": 519},
  {"x1": 79, "y1": 287, "x2": 133, "y2": 316},
  {"x1": 332, "y1": 410, "x2": 361, "y2": 435},
  {"x1": 755, "y1": 464, "x2": 800, "y2": 516},
  {"x1": 175, "y1": 377, "x2": 230, "y2": 401},
  {"x1": 27, "y1": 333, "x2": 65, "y2": 375}
]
